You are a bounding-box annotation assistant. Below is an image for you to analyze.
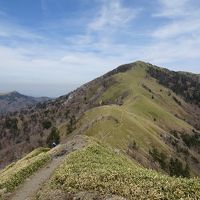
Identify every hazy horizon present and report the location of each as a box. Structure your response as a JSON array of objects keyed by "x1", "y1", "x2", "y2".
[
  {"x1": 0, "y1": 0, "x2": 200, "y2": 97},
  {"x1": 0, "y1": 61, "x2": 200, "y2": 98}
]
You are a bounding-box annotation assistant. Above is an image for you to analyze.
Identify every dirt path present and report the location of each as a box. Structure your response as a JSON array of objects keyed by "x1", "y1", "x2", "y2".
[
  {"x1": 9, "y1": 156, "x2": 64, "y2": 200},
  {"x1": 9, "y1": 136, "x2": 87, "y2": 200}
]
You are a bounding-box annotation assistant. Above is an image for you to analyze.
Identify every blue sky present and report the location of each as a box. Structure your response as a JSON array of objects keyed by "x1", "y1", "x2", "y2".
[{"x1": 0, "y1": 0, "x2": 200, "y2": 97}]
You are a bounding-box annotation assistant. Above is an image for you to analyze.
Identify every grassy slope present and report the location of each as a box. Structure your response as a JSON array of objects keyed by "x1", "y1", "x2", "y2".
[
  {"x1": 1, "y1": 62, "x2": 200, "y2": 199},
  {"x1": 79, "y1": 63, "x2": 192, "y2": 144},
  {"x1": 0, "y1": 147, "x2": 51, "y2": 198},
  {"x1": 36, "y1": 139, "x2": 200, "y2": 200},
  {"x1": 76, "y1": 62, "x2": 196, "y2": 173}
]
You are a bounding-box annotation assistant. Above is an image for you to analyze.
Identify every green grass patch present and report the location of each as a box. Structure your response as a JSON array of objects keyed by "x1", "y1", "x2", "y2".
[
  {"x1": 98, "y1": 63, "x2": 191, "y2": 131},
  {"x1": 0, "y1": 147, "x2": 51, "y2": 197},
  {"x1": 78, "y1": 105, "x2": 170, "y2": 154}
]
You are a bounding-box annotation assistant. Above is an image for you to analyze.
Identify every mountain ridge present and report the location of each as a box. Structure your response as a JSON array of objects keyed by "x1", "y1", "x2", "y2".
[
  {"x1": 0, "y1": 61, "x2": 200, "y2": 176},
  {"x1": 1, "y1": 61, "x2": 200, "y2": 199}
]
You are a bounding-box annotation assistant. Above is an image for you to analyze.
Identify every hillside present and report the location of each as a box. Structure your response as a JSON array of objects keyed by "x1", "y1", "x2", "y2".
[
  {"x1": 75, "y1": 63, "x2": 200, "y2": 177},
  {"x1": 1, "y1": 61, "x2": 200, "y2": 199},
  {"x1": 0, "y1": 61, "x2": 200, "y2": 178},
  {"x1": 0, "y1": 91, "x2": 50, "y2": 114},
  {"x1": 36, "y1": 137, "x2": 200, "y2": 200},
  {"x1": 0, "y1": 136, "x2": 200, "y2": 200}
]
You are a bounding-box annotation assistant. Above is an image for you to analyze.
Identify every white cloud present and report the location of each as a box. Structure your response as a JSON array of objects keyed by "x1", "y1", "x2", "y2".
[
  {"x1": 152, "y1": 18, "x2": 200, "y2": 39},
  {"x1": 153, "y1": 0, "x2": 200, "y2": 39},
  {"x1": 141, "y1": 36, "x2": 200, "y2": 64},
  {"x1": 155, "y1": 0, "x2": 192, "y2": 18},
  {"x1": 88, "y1": 0, "x2": 138, "y2": 31},
  {"x1": 147, "y1": 0, "x2": 200, "y2": 69}
]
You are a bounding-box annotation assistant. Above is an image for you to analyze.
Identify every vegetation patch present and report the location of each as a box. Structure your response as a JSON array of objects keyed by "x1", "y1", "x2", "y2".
[
  {"x1": 147, "y1": 66, "x2": 200, "y2": 106},
  {"x1": 46, "y1": 127, "x2": 60, "y2": 147},
  {"x1": 0, "y1": 147, "x2": 50, "y2": 198},
  {"x1": 67, "y1": 115, "x2": 76, "y2": 134},
  {"x1": 149, "y1": 147, "x2": 167, "y2": 171},
  {"x1": 149, "y1": 146, "x2": 190, "y2": 178},
  {"x1": 181, "y1": 132, "x2": 200, "y2": 148},
  {"x1": 42, "y1": 120, "x2": 52, "y2": 129},
  {"x1": 37, "y1": 141, "x2": 200, "y2": 200}
]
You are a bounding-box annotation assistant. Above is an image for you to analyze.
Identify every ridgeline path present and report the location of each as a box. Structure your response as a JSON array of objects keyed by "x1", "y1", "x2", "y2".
[{"x1": 10, "y1": 156, "x2": 64, "y2": 200}]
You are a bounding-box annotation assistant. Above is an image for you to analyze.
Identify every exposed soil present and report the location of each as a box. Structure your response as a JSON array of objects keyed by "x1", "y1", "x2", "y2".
[{"x1": 10, "y1": 157, "x2": 64, "y2": 200}]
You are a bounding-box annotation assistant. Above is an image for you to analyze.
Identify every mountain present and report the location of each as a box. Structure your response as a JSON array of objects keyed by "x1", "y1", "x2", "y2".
[
  {"x1": 0, "y1": 61, "x2": 200, "y2": 172},
  {"x1": 0, "y1": 61, "x2": 200, "y2": 199},
  {"x1": 0, "y1": 61, "x2": 200, "y2": 200},
  {"x1": 0, "y1": 91, "x2": 51, "y2": 114}
]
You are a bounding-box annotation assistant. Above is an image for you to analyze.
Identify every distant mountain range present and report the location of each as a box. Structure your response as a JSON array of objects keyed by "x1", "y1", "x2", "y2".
[{"x1": 0, "y1": 91, "x2": 50, "y2": 114}]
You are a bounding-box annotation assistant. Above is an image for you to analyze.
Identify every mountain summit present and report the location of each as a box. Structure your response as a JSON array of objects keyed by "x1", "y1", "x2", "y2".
[
  {"x1": 0, "y1": 61, "x2": 200, "y2": 199},
  {"x1": 0, "y1": 91, "x2": 50, "y2": 114}
]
